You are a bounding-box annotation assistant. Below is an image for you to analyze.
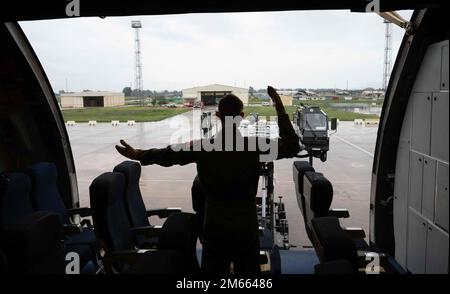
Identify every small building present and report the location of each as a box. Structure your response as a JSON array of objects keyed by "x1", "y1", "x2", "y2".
[
  {"x1": 61, "y1": 91, "x2": 125, "y2": 108},
  {"x1": 182, "y1": 84, "x2": 249, "y2": 106},
  {"x1": 361, "y1": 90, "x2": 385, "y2": 98},
  {"x1": 279, "y1": 95, "x2": 293, "y2": 106}
]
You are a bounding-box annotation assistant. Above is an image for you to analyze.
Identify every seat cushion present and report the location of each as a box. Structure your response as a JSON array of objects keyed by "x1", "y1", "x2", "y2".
[
  {"x1": 65, "y1": 229, "x2": 96, "y2": 246},
  {"x1": 315, "y1": 259, "x2": 355, "y2": 274},
  {"x1": 136, "y1": 236, "x2": 159, "y2": 249},
  {"x1": 127, "y1": 250, "x2": 182, "y2": 274}
]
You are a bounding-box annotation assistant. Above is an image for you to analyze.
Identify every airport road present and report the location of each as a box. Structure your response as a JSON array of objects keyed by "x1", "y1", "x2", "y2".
[{"x1": 67, "y1": 111, "x2": 377, "y2": 247}]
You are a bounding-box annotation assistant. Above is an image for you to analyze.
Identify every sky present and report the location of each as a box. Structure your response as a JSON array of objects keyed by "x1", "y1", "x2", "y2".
[{"x1": 19, "y1": 10, "x2": 413, "y2": 92}]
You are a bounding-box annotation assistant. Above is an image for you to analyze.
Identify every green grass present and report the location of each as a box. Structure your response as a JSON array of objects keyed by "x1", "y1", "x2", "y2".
[
  {"x1": 61, "y1": 106, "x2": 189, "y2": 122},
  {"x1": 244, "y1": 104, "x2": 379, "y2": 121}
]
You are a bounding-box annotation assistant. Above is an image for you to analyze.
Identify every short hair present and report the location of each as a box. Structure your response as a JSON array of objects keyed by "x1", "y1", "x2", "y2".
[{"x1": 218, "y1": 94, "x2": 243, "y2": 117}]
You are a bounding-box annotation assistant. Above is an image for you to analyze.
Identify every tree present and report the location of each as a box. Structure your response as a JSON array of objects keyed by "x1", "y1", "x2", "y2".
[
  {"x1": 249, "y1": 86, "x2": 255, "y2": 96},
  {"x1": 122, "y1": 87, "x2": 132, "y2": 97}
]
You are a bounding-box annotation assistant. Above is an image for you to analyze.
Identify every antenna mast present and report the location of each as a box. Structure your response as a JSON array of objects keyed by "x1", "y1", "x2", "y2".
[
  {"x1": 382, "y1": 20, "x2": 392, "y2": 91},
  {"x1": 131, "y1": 20, "x2": 143, "y2": 104}
]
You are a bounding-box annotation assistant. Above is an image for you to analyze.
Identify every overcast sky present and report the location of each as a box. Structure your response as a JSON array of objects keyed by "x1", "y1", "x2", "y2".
[{"x1": 19, "y1": 10, "x2": 413, "y2": 92}]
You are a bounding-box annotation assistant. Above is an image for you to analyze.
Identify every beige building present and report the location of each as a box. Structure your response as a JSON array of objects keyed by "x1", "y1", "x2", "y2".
[
  {"x1": 280, "y1": 95, "x2": 293, "y2": 106},
  {"x1": 182, "y1": 84, "x2": 249, "y2": 106},
  {"x1": 61, "y1": 91, "x2": 125, "y2": 108}
]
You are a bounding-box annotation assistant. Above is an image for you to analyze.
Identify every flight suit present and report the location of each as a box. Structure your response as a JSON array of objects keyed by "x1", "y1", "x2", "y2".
[{"x1": 138, "y1": 111, "x2": 300, "y2": 274}]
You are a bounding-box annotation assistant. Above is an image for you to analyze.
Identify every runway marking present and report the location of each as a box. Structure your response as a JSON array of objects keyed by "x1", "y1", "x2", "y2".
[{"x1": 332, "y1": 135, "x2": 374, "y2": 158}]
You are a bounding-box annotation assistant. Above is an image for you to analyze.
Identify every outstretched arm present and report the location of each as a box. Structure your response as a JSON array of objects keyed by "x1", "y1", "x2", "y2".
[
  {"x1": 267, "y1": 86, "x2": 301, "y2": 159},
  {"x1": 115, "y1": 140, "x2": 196, "y2": 167}
]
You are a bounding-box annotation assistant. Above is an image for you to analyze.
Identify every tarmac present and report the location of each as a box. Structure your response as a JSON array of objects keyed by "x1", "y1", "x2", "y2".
[{"x1": 67, "y1": 110, "x2": 378, "y2": 247}]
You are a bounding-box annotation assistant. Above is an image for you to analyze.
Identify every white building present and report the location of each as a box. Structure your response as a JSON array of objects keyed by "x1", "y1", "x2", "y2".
[
  {"x1": 61, "y1": 91, "x2": 125, "y2": 108},
  {"x1": 181, "y1": 84, "x2": 249, "y2": 106},
  {"x1": 362, "y1": 90, "x2": 385, "y2": 98}
]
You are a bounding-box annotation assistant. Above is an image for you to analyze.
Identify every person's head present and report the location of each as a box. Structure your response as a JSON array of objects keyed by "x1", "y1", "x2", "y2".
[{"x1": 216, "y1": 94, "x2": 244, "y2": 124}]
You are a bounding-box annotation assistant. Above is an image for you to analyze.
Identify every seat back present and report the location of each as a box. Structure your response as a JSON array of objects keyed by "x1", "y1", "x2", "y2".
[
  {"x1": 25, "y1": 162, "x2": 69, "y2": 224},
  {"x1": 89, "y1": 172, "x2": 135, "y2": 252},
  {"x1": 113, "y1": 161, "x2": 150, "y2": 227},
  {"x1": 303, "y1": 171, "x2": 333, "y2": 238},
  {"x1": 310, "y1": 216, "x2": 358, "y2": 272},
  {"x1": 157, "y1": 212, "x2": 200, "y2": 273},
  {"x1": 0, "y1": 173, "x2": 34, "y2": 229},
  {"x1": 292, "y1": 161, "x2": 315, "y2": 216}
]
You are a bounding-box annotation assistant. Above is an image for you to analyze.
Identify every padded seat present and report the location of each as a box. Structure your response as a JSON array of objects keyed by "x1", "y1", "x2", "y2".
[
  {"x1": 0, "y1": 171, "x2": 96, "y2": 272},
  {"x1": 113, "y1": 161, "x2": 183, "y2": 248},
  {"x1": 90, "y1": 172, "x2": 190, "y2": 274},
  {"x1": 25, "y1": 163, "x2": 71, "y2": 224},
  {"x1": 311, "y1": 216, "x2": 358, "y2": 272},
  {"x1": 24, "y1": 162, "x2": 99, "y2": 259},
  {"x1": 0, "y1": 211, "x2": 65, "y2": 273}
]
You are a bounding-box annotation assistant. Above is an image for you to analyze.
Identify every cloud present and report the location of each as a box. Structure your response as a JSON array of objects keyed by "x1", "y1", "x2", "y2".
[{"x1": 19, "y1": 10, "x2": 412, "y2": 91}]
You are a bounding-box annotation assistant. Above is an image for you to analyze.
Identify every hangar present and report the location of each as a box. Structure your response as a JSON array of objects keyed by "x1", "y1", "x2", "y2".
[
  {"x1": 60, "y1": 91, "x2": 125, "y2": 108},
  {"x1": 181, "y1": 84, "x2": 249, "y2": 106}
]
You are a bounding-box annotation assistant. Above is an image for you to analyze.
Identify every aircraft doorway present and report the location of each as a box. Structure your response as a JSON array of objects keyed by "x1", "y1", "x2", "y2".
[
  {"x1": 200, "y1": 91, "x2": 231, "y2": 106},
  {"x1": 83, "y1": 96, "x2": 104, "y2": 107}
]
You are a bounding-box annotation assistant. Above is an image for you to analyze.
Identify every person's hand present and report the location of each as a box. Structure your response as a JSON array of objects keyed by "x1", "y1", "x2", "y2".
[
  {"x1": 115, "y1": 140, "x2": 143, "y2": 160},
  {"x1": 267, "y1": 86, "x2": 285, "y2": 112}
]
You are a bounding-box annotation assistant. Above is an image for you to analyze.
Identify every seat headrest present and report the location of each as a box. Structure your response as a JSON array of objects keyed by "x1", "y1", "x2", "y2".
[
  {"x1": 89, "y1": 172, "x2": 125, "y2": 208},
  {"x1": 0, "y1": 173, "x2": 34, "y2": 228},
  {"x1": 304, "y1": 171, "x2": 333, "y2": 217},
  {"x1": 113, "y1": 161, "x2": 141, "y2": 185}
]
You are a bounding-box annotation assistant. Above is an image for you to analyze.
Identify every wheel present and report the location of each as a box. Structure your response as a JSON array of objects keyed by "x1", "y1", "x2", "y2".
[{"x1": 320, "y1": 152, "x2": 327, "y2": 162}]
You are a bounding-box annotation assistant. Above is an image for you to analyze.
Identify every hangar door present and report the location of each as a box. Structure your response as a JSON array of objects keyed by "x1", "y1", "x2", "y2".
[
  {"x1": 83, "y1": 96, "x2": 104, "y2": 107},
  {"x1": 201, "y1": 91, "x2": 231, "y2": 106}
]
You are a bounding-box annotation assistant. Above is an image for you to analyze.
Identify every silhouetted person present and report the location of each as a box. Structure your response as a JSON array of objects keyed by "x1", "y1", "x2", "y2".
[{"x1": 116, "y1": 86, "x2": 300, "y2": 274}]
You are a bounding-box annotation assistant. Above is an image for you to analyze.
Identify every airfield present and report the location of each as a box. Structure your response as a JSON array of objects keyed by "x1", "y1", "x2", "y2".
[{"x1": 67, "y1": 110, "x2": 377, "y2": 247}]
